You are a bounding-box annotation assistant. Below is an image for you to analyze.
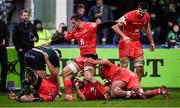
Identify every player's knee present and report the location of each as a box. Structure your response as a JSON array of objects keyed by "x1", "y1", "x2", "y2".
[
  {"x1": 62, "y1": 67, "x2": 72, "y2": 78},
  {"x1": 83, "y1": 66, "x2": 94, "y2": 81},
  {"x1": 120, "y1": 60, "x2": 129, "y2": 68},
  {"x1": 68, "y1": 63, "x2": 78, "y2": 74},
  {"x1": 111, "y1": 87, "x2": 122, "y2": 97},
  {"x1": 84, "y1": 71, "x2": 93, "y2": 81},
  {"x1": 134, "y1": 59, "x2": 144, "y2": 67},
  {"x1": 144, "y1": 90, "x2": 151, "y2": 97}
]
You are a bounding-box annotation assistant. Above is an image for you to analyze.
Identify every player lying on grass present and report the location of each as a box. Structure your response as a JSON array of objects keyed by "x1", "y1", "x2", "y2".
[
  {"x1": 25, "y1": 47, "x2": 62, "y2": 96},
  {"x1": 8, "y1": 52, "x2": 59, "y2": 102},
  {"x1": 85, "y1": 58, "x2": 169, "y2": 99},
  {"x1": 72, "y1": 71, "x2": 111, "y2": 100}
]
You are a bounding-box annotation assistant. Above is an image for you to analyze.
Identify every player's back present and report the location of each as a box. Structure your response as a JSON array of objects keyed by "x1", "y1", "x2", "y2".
[
  {"x1": 39, "y1": 47, "x2": 59, "y2": 68},
  {"x1": 103, "y1": 63, "x2": 121, "y2": 82},
  {"x1": 80, "y1": 81, "x2": 104, "y2": 100},
  {"x1": 37, "y1": 78, "x2": 59, "y2": 101}
]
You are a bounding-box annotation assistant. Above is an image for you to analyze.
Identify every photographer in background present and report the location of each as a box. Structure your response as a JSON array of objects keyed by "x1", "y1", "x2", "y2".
[
  {"x1": 12, "y1": 10, "x2": 38, "y2": 84},
  {"x1": 51, "y1": 23, "x2": 68, "y2": 44}
]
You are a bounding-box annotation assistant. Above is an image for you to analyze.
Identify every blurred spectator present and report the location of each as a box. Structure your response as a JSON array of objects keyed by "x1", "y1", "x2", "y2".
[
  {"x1": 177, "y1": 17, "x2": 180, "y2": 27},
  {"x1": 87, "y1": 0, "x2": 114, "y2": 44},
  {"x1": 0, "y1": 0, "x2": 7, "y2": 18},
  {"x1": 51, "y1": 23, "x2": 70, "y2": 44},
  {"x1": 33, "y1": 19, "x2": 52, "y2": 47},
  {"x1": 140, "y1": 0, "x2": 164, "y2": 44},
  {"x1": 4, "y1": 23, "x2": 10, "y2": 46},
  {"x1": 167, "y1": 31, "x2": 179, "y2": 48},
  {"x1": 161, "y1": 23, "x2": 180, "y2": 48},
  {"x1": 149, "y1": 0, "x2": 164, "y2": 43},
  {"x1": 160, "y1": 0, "x2": 172, "y2": 12},
  {"x1": 0, "y1": 18, "x2": 8, "y2": 92},
  {"x1": 76, "y1": 4, "x2": 89, "y2": 22},
  {"x1": 12, "y1": 10, "x2": 38, "y2": 84},
  {"x1": 167, "y1": 3, "x2": 179, "y2": 29},
  {"x1": 159, "y1": 0, "x2": 173, "y2": 43}
]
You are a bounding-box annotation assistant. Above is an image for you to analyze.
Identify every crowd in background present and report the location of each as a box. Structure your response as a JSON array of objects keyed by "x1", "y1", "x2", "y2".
[
  {"x1": 74, "y1": 0, "x2": 180, "y2": 47},
  {"x1": 0, "y1": 0, "x2": 180, "y2": 47}
]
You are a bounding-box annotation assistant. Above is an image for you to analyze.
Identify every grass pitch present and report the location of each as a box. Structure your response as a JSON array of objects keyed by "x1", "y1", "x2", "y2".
[{"x1": 0, "y1": 88, "x2": 179, "y2": 107}]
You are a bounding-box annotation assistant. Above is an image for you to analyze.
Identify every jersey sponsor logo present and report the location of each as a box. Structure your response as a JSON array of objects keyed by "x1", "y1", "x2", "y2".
[
  {"x1": 132, "y1": 22, "x2": 138, "y2": 25},
  {"x1": 80, "y1": 38, "x2": 85, "y2": 46},
  {"x1": 83, "y1": 29, "x2": 88, "y2": 34},
  {"x1": 90, "y1": 87, "x2": 97, "y2": 96},
  {"x1": 130, "y1": 29, "x2": 139, "y2": 35},
  {"x1": 91, "y1": 23, "x2": 96, "y2": 28}
]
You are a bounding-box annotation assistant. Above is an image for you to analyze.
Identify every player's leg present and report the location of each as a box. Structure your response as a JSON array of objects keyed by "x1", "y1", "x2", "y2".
[
  {"x1": 128, "y1": 74, "x2": 146, "y2": 99},
  {"x1": 111, "y1": 80, "x2": 135, "y2": 99},
  {"x1": 144, "y1": 85, "x2": 169, "y2": 99},
  {"x1": 134, "y1": 56, "x2": 144, "y2": 82},
  {"x1": 133, "y1": 41, "x2": 144, "y2": 82},
  {"x1": 120, "y1": 57, "x2": 129, "y2": 68},
  {"x1": 119, "y1": 39, "x2": 130, "y2": 68},
  {"x1": 83, "y1": 65, "x2": 110, "y2": 100},
  {"x1": 62, "y1": 61, "x2": 80, "y2": 101}
]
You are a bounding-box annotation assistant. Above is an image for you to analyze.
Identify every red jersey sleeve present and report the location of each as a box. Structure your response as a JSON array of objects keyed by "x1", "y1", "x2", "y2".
[
  {"x1": 89, "y1": 22, "x2": 98, "y2": 32},
  {"x1": 117, "y1": 13, "x2": 128, "y2": 26},
  {"x1": 64, "y1": 29, "x2": 76, "y2": 40}
]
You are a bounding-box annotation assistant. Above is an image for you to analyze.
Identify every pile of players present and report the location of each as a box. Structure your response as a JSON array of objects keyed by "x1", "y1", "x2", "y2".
[
  {"x1": 8, "y1": 2, "x2": 169, "y2": 102},
  {"x1": 8, "y1": 46, "x2": 168, "y2": 102}
]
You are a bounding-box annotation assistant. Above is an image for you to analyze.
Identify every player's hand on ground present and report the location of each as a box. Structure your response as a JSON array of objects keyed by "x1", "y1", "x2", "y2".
[
  {"x1": 8, "y1": 92, "x2": 17, "y2": 100},
  {"x1": 78, "y1": 92, "x2": 86, "y2": 100},
  {"x1": 104, "y1": 93, "x2": 111, "y2": 101}
]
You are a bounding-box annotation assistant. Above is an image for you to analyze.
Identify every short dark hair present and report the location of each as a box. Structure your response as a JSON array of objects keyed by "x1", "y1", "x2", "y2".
[
  {"x1": 20, "y1": 10, "x2": 29, "y2": 15},
  {"x1": 76, "y1": 4, "x2": 85, "y2": 10},
  {"x1": 71, "y1": 14, "x2": 83, "y2": 21},
  {"x1": 34, "y1": 19, "x2": 42, "y2": 26},
  {"x1": 138, "y1": 2, "x2": 149, "y2": 10}
]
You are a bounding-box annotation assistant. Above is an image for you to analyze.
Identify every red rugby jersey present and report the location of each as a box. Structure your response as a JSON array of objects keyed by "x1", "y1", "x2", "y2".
[
  {"x1": 118, "y1": 10, "x2": 150, "y2": 40},
  {"x1": 65, "y1": 22, "x2": 98, "y2": 56}
]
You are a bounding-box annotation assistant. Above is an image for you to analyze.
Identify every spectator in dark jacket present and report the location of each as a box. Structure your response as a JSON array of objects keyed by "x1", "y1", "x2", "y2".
[
  {"x1": 87, "y1": 0, "x2": 114, "y2": 44},
  {"x1": 0, "y1": 18, "x2": 8, "y2": 92},
  {"x1": 12, "y1": 10, "x2": 38, "y2": 84}
]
